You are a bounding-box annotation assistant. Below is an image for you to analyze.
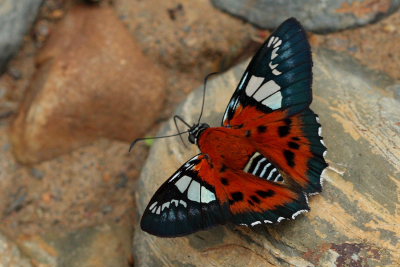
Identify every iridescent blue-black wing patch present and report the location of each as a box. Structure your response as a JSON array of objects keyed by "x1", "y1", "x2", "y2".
[
  {"x1": 140, "y1": 155, "x2": 229, "y2": 237},
  {"x1": 223, "y1": 17, "x2": 312, "y2": 126}
]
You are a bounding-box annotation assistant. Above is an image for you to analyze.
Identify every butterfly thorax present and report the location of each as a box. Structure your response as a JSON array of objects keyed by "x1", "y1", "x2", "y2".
[
  {"x1": 197, "y1": 127, "x2": 256, "y2": 171},
  {"x1": 188, "y1": 123, "x2": 210, "y2": 145}
]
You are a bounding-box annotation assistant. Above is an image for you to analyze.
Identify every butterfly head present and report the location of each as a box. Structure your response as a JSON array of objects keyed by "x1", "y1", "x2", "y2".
[{"x1": 188, "y1": 123, "x2": 209, "y2": 144}]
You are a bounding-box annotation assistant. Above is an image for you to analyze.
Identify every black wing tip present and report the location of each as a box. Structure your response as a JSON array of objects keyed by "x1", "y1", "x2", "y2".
[{"x1": 281, "y1": 17, "x2": 305, "y2": 30}]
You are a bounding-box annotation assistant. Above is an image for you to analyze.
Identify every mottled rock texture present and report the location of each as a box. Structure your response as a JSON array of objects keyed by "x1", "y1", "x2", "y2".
[
  {"x1": 212, "y1": 0, "x2": 400, "y2": 33},
  {"x1": 0, "y1": 0, "x2": 43, "y2": 73},
  {"x1": 10, "y1": 4, "x2": 166, "y2": 164},
  {"x1": 0, "y1": 231, "x2": 32, "y2": 267},
  {"x1": 16, "y1": 220, "x2": 132, "y2": 267},
  {"x1": 133, "y1": 49, "x2": 399, "y2": 266}
]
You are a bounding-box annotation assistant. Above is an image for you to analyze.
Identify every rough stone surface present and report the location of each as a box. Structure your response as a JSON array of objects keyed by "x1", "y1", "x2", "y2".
[
  {"x1": 16, "y1": 218, "x2": 132, "y2": 267},
  {"x1": 212, "y1": 0, "x2": 400, "y2": 33},
  {"x1": 10, "y1": 4, "x2": 166, "y2": 164},
  {"x1": 0, "y1": 0, "x2": 43, "y2": 74},
  {"x1": 114, "y1": 0, "x2": 255, "y2": 73},
  {"x1": 133, "y1": 49, "x2": 399, "y2": 266},
  {"x1": 0, "y1": 230, "x2": 32, "y2": 267}
]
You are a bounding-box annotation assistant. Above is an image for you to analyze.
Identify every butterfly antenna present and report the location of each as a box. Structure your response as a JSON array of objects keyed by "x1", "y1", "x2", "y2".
[
  {"x1": 174, "y1": 115, "x2": 190, "y2": 148},
  {"x1": 197, "y1": 72, "x2": 219, "y2": 124},
  {"x1": 129, "y1": 130, "x2": 189, "y2": 152}
]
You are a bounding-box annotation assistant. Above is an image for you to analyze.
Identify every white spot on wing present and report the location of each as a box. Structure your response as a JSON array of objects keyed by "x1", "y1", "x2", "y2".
[
  {"x1": 323, "y1": 150, "x2": 327, "y2": 157},
  {"x1": 274, "y1": 174, "x2": 282, "y2": 182},
  {"x1": 271, "y1": 47, "x2": 279, "y2": 60},
  {"x1": 261, "y1": 91, "x2": 282, "y2": 109},
  {"x1": 179, "y1": 200, "x2": 187, "y2": 208},
  {"x1": 292, "y1": 209, "x2": 308, "y2": 219},
  {"x1": 267, "y1": 168, "x2": 277, "y2": 180},
  {"x1": 269, "y1": 62, "x2": 278, "y2": 70},
  {"x1": 149, "y1": 202, "x2": 157, "y2": 211},
  {"x1": 244, "y1": 152, "x2": 261, "y2": 173},
  {"x1": 318, "y1": 127, "x2": 322, "y2": 136},
  {"x1": 171, "y1": 199, "x2": 179, "y2": 207},
  {"x1": 175, "y1": 175, "x2": 192, "y2": 193},
  {"x1": 257, "y1": 80, "x2": 281, "y2": 100},
  {"x1": 264, "y1": 220, "x2": 272, "y2": 224},
  {"x1": 259, "y1": 163, "x2": 271, "y2": 177},
  {"x1": 273, "y1": 39, "x2": 282, "y2": 48},
  {"x1": 245, "y1": 76, "x2": 264, "y2": 96},
  {"x1": 253, "y1": 158, "x2": 266, "y2": 174},
  {"x1": 272, "y1": 69, "x2": 282, "y2": 75},
  {"x1": 251, "y1": 221, "x2": 261, "y2": 226},
  {"x1": 156, "y1": 206, "x2": 161, "y2": 215},
  {"x1": 267, "y1": 36, "x2": 275, "y2": 47},
  {"x1": 161, "y1": 202, "x2": 170, "y2": 211},
  {"x1": 187, "y1": 180, "x2": 201, "y2": 202},
  {"x1": 304, "y1": 194, "x2": 310, "y2": 206},
  {"x1": 277, "y1": 217, "x2": 285, "y2": 222},
  {"x1": 200, "y1": 186, "x2": 216, "y2": 203}
]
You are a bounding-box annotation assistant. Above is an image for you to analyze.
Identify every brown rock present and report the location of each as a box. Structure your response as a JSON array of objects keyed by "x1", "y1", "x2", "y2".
[
  {"x1": 114, "y1": 0, "x2": 255, "y2": 74},
  {"x1": 10, "y1": 4, "x2": 166, "y2": 164},
  {"x1": 133, "y1": 49, "x2": 399, "y2": 266}
]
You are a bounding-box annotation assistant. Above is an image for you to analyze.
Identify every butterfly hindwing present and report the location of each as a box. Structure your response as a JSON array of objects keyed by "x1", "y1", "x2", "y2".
[
  {"x1": 140, "y1": 154, "x2": 229, "y2": 237},
  {"x1": 236, "y1": 108, "x2": 327, "y2": 194},
  {"x1": 212, "y1": 168, "x2": 309, "y2": 226},
  {"x1": 223, "y1": 17, "x2": 312, "y2": 127}
]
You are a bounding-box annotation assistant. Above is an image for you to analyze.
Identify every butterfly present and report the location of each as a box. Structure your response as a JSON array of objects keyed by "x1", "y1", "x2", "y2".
[{"x1": 140, "y1": 18, "x2": 328, "y2": 237}]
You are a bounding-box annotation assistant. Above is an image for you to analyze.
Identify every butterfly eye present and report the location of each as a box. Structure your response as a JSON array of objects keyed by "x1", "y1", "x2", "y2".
[{"x1": 188, "y1": 134, "x2": 196, "y2": 144}]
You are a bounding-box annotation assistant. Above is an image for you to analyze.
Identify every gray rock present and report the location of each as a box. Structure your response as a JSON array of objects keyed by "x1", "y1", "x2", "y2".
[
  {"x1": 212, "y1": 0, "x2": 400, "y2": 32},
  {"x1": 0, "y1": 0, "x2": 43, "y2": 73},
  {"x1": 0, "y1": 231, "x2": 32, "y2": 266},
  {"x1": 133, "y1": 49, "x2": 399, "y2": 266}
]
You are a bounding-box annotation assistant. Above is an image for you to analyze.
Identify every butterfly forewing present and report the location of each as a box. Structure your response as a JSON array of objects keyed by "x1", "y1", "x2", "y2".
[
  {"x1": 223, "y1": 18, "x2": 312, "y2": 126},
  {"x1": 140, "y1": 155, "x2": 229, "y2": 237}
]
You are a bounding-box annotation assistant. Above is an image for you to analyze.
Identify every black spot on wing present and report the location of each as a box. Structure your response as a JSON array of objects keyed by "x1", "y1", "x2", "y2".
[
  {"x1": 257, "y1": 125, "x2": 267, "y2": 133},
  {"x1": 220, "y1": 165, "x2": 227, "y2": 172},
  {"x1": 256, "y1": 190, "x2": 275, "y2": 198},
  {"x1": 221, "y1": 177, "x2": 229, "y2": 186},
  {"x1": 230, "y1": 192, "x2": 244, "y2": 204},
  {"x1": 250, "y1": 195, "x2": 261, "y2": 204},
  {"x1": 278, "y1": 126, "x2": 290, "y2": 137},
  {"x1": 288, "y1": 141, "x2": 300, "y2": 149},
  {"x1": 283, "y1": 150, "x2": 295, "y2": 167},
  {"x1": 284, "y1": 118, "x2": 292, "y2": 125}
]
